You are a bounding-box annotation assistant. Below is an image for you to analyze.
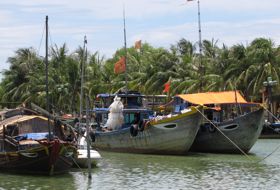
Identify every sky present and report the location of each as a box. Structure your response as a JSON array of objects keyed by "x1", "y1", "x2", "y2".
[{"x1": 0, "y1": 0, "x2": 280, "y2": 78}]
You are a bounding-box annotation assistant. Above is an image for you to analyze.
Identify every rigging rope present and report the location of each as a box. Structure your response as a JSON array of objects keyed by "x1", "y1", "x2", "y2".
[
  {"x1": 37, "y1": 18, "x2": 53, "y2": 56},
  {"x1": 48, "y1": 26, "x2": 54, "y2": 48},
  {"x1": 37, "y1": 23, "x2": 45, "y2": 56},
  {"x1": 67, "y1": 146, "x2": 86, "y2": 174},
  {"x1": 256, "y1": 107, "x2": 280, "y2": 163},
  {"x1": 263, "y1": 106, "x2": 280, "y2": 122}
]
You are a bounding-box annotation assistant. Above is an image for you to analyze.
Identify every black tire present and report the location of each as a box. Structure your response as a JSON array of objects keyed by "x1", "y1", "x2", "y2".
[
  {"x1": 208, "y1": 124, "x2": 216, "y2": 133},
  {"x1": 130, "y1": 125, "x2": 138, "y2": 137},
  {"x1": 138, "y1": 120, "x2": 145, "y2": 132},
  {"x1": 89, "y1": 131, "x2": 95, "y2": 142}
]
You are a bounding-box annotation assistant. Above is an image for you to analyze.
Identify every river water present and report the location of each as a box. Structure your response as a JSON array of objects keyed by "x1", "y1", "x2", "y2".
[{"x1": 1, "y1": 139, "x2": 280, "y2": 190}]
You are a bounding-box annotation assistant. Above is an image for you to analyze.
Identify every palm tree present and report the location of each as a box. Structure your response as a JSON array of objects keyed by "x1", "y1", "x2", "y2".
[
  {"x1": 2, "y1": 37, "x2": 280, "y2": 110},
  {"x1": 1, "y1": 48, "x2": 43, "y2": 107},
  {"x1": 85, "y1": 51, "x2": 106, "y2": 97},
  {"x1": 231, "y1": 38, "x2": 280, "y2": 100}
]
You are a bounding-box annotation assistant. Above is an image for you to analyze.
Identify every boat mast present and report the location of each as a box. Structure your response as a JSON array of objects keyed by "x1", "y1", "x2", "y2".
[
  {"x1": 197, "y1": 0, "x2": 203, "y2": 91},
  {"x1": 80, "y1": 35, "x2": 87, "y2": 118},
  {"x1": 123, "y1": 5, "x2": 128, "y2": 104},
  {"x1": 186, "y1": 0, "x2": 203, "y2": 91},
  {"x1": 123, "y1": 5, "x2": 128, "y2": 94},
  {"x1": 86, "y1": 96, "x2": 92, "y2": 179},
  {"x1": 45, "y1": 15, "x2": 51, "y2": 141}
]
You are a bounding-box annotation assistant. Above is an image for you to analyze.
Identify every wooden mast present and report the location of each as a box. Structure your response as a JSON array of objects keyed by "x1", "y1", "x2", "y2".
[
  {"x1": 45, "y1": 15, "x2": 51, "y2": 141},
  {"x1": 80, "y1": 36, "x2": 87, "y2": 118}
]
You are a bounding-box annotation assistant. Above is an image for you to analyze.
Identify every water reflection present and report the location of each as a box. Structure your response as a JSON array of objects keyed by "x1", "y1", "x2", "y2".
[
  {"x1": 70, "y1": 144, "x2": 280, "y2": 190},
  {"x1": 101, "y1": 143, "x2": 279, "y2": 189},
  {"x1": 0, "y1": 173, "x2": 76, "y2": 190},
  {"x1": 1, "y1": 140, "x2": 280, "y2": 190}
]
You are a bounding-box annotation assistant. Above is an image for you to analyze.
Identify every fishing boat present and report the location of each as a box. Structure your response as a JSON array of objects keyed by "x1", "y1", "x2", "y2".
[
  {"x1": 0, "y1": 16, "x2": 78, "y2": 175},
  {"x1": 92, "y1": 91, "x2": 203, "y2": 155},
  {"x1": 174, "y1": 91, "x2": 265, "y2": 153},
  {"x1": 89, "y1": 7, "x2": 203, "y2": 154},
  {"x1": 0, "y1": 105, "x2": 77, "y2": 175}
]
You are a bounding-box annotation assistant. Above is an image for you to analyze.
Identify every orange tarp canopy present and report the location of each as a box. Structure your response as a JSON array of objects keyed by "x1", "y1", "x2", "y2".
[{"x1": 177, "y1": 91, "x2": 247, "y2": 105}]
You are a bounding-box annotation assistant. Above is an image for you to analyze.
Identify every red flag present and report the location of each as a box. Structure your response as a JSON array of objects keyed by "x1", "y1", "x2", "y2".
[
  {"x1": 163, "y1": 81, "x2": 171, "y2": 93},
  {"x1": 114, "y1": 56, "x2": 126, "y2": 74},
  {"x1": 134, "y1": 40, "x2": 142, "y2": 49}
]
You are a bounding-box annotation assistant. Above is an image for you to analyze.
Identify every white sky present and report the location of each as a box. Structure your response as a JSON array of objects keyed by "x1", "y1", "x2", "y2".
[{"x1": 0, "y1": 0, "x2": 280, "y2": 78}]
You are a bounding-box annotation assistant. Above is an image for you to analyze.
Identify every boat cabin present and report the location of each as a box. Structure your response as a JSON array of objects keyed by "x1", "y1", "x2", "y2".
[
  {"x1": 0, "y1": 115, "x2": 67, "y2": 151},
  {"x1": 95, "y1": 91, "x2": 144, "y2": 109},
  {"x1": 174, "y1": 91, "x2": 260, "y2": 122},
  {"x1": 94, "y1": 108, "x2": 153, "y2": 131}
]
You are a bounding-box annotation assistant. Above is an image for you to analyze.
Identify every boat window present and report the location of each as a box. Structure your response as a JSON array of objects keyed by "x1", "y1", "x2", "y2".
[
  {"x1": 174, "y1": 105, "x2": 181, "y2": 113},
  {"x1": 124, "y1": 113, "x2": 133, "y2": 124},
  {"x1": 142, "y1": 113, "x2": 149, "y2": 119},
  {"x1": 222, "y1": 124, "x2": 238, "y2": 130},
  {"x1": 103, "y1": 97, "x2": 114, "y2": 108},
  {"x1": 123, "y1": 97, "x2": 142, "y2": 107},
  {"x1": 164, "y1": 124, "x2": 177, "y2": 129},
  {"x1": 97, "y1": 113, "x2": 108, "y2": 125},
  {"x1": 124, "y1": 113, "x2": 141, "y2": 124}
]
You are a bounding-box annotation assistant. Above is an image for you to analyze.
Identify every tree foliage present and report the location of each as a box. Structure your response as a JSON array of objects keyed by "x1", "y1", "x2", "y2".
[{"x1": 1, "y1": 37, "x2": 279, "y2": 112}]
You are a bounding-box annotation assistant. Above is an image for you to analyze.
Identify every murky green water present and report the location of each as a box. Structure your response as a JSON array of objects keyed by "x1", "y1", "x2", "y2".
[{"x1": 1, "y1": 139, "x2": 280, "y2": 190}]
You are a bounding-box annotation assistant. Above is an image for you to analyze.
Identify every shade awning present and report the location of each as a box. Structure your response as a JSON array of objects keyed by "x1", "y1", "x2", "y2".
[{"x1": 177, "y1": 91, "x2": 248, "y2": 105}]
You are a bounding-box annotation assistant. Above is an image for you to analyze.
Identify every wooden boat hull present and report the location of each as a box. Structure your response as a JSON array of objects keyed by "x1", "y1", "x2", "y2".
[
  {"x1": 190, "y1": 108, "x2": 265, "y2": 153},
  {"x1": 0, "y1": 141, "x2": 76, "y2": 175},
  {"x1": 94, "y1": 107, "x2": 203, "y2": 155}
]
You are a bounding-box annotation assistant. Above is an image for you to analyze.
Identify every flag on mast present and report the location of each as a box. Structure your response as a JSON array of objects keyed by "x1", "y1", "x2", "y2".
[
  {"x1": 163, "y1": 80, "x2": 171, "y2": 93},
  {"x1": 134, "y1": 40, "x2": 142, "y2": 50},
  {"x1": 114, "y1": 56, "x2": 126, "y2": 74}
]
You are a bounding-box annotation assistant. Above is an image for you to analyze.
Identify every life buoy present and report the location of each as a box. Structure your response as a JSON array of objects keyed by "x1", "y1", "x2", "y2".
[
  {"x1": 130, "y1": 125, "x2": 138, "y2": 137},
  {"x1": 208, "y1": 124, "x2": 216, "y2": 133}
]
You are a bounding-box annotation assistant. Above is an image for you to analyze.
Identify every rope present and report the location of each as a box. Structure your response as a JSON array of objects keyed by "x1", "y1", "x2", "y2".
[
  {"x1": 256, "y1": 107, "x2": 280, "y2": 163},
  {"x1": 37, "y1": 23, "x2": 45, "y2": 55},
  {"x1": 70, "y1": 154, "x2": 83, "y2": 171},
  {"x1": 263, "y1": 106, "x2": 280, "y2": 122},
  {"x1": 194, "y1": 107, "x2": 254, "y2": 161},
  {"x1": 48, "y1": 25, "x2": 54, "y2": 48},
  {"x1": 65, "y1": 144, "x2": 94, "y2": 177},
  {"x1": 66, "y1": 147, "x2": 86, "y2": 174},
  {"x1": 257, "y1": 144, "x2": 280, "y2": 163}
]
